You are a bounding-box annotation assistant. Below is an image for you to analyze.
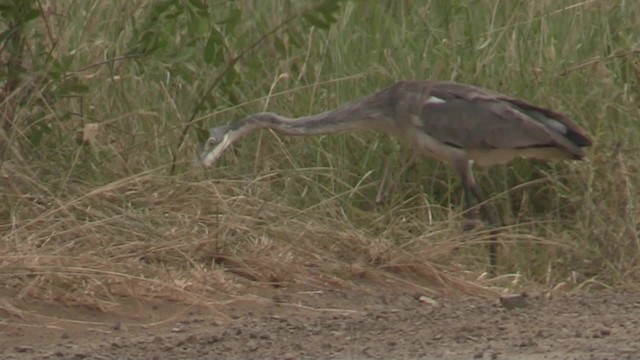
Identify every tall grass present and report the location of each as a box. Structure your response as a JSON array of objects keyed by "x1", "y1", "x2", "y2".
[{"x1": 1, "y1": 0, "x2": 639, "y2": 317}]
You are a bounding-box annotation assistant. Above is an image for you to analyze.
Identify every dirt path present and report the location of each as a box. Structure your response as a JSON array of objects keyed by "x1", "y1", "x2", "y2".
[{"x1": 2, "y1": 288, "x2": 639, "y2": 360}]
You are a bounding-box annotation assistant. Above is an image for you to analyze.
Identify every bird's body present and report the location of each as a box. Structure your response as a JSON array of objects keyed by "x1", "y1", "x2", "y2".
[{"x1": 200, "y1": 80, "x2": 592, "y2": 271}]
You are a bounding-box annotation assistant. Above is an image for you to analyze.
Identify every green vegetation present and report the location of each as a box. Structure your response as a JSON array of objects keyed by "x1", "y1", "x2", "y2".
[{"x1": 0, "y1": 0, "x2": 638, "y2": 313}]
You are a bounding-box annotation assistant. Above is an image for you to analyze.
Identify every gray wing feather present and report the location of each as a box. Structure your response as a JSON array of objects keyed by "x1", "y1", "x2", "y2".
[{"x1": 407, "y1": 81, "x2": 589, "y2": 157}]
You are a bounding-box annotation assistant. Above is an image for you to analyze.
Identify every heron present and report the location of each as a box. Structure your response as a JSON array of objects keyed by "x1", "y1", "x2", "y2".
[{"x1": 199, "y1": 80, "x2": 592, "y2": 270}]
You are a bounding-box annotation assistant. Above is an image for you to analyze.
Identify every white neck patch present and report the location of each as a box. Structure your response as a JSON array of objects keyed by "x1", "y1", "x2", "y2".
[{"x1": 425, "y1": 96, "x2": 446, "y2": 104}]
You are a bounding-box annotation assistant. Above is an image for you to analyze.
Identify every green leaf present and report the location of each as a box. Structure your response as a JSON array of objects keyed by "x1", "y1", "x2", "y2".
[
  {"x1": 187, "y1": 13, "x2": 209, "y2": 35},
  {"x1": 0, "y1": 3, "x2": 14, "y2": 12},
  {"x1": 286, "y1": 29, "x2": 302, "y2": 48},
  {"x1": 222, "y1": 66, "x2": 237, "y2": 88},
  {"x1": 48, "y1": 58, "x2": 64, "y2": 80},
  {"x1": 187, "y1": 0, "x2": 207, "y2": 16},
  {"x1": 59, "y1": 54, "x2": 74, "y2": 73},
  {"x1": 148, "y1": 0, "x2": 176, "y2": 20},
  {"x1": 273, "y1": 35, "x2": 286, "y2": 56},
  {"x1": 203, "y1": 34, "x2": 216, "y2": 64},
  {"x1": 316, "y1": 0, "x2": 341, "y2": 13},
  {"x1": 59, "y1": 77, "x2": 89, "y2": 96},
  {"x1": 173, "y1": 46, "x2": 196, "y2": 63},
  {"x1": 303, "y1": 13, "x2": 328, "y2": 29},
  {"x1": 218, "y1": 7, "x2": 241, "y2": 32},
  {"x1": 204, "y1": 29, "x2": 224, "y2": 65},
  {"x1": 194, "y1": 127, "x2": 210, "y2": 144},
  {"x1": 27, "y1": 122, "x2": 52, "y2": 147},
  {"x1": 171, "y1": 63, "x2": 194, "y2": 83},
  {"x1": 22, "y1": 8, "x2": 40, "y2": 22},
  {"x1": 0, "y1": 28, "x2": 13, "y2": 44},
  {"x1": 131, "y1": 29, "x2": 165, "y2": 55},
  {"x1": 314, "y1": 0, "x2": 342, "y2": 26}
]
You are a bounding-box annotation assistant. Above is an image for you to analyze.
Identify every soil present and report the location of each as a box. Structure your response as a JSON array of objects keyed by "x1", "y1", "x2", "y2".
[{"x1": 1, "y1": 285, "x2": 639, "y2": 360}]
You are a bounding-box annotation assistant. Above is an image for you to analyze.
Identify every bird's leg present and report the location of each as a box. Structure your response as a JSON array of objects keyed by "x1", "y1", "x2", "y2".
[
  {"x1": 467, "y1": 180, "x2": 500, "y2": 271},
  {"x1": 462, "y1": 185, "x2": 481, "y2": 231},
  {"x1": 454, "y1": 158, "x2": 500, "y2": 272}
]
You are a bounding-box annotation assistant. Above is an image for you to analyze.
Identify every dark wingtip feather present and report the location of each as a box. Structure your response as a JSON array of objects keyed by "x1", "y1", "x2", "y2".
[{"x1": 567, "y1": 132, "x2": 593, "y2": 147}]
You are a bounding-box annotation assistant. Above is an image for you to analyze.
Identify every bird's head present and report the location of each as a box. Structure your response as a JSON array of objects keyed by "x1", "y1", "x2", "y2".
[
  {"x1": 199, "y1": 124, "x2": 235, "y2": 167},
  {"x1": 198, "y1": 113, "x2": 277, "y2": 167}
]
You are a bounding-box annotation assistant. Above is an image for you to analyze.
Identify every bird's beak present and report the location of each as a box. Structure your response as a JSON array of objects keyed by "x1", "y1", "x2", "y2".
[
  {"x1": 197, "y1": 130, "x2": 234, "y2": 168},
  {"x1": 199, "y1": 143, "x2": 218, "y2": 168}
]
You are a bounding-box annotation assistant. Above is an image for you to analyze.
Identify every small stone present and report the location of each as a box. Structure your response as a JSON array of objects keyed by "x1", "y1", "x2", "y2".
[
  {"x1": 205, "y1": 335, "x2": 219, "y2": 343},
  {"x1": 210, "y1": 319, "x2": 224, "y2": 326},
  {"x1": 516, "y1": 338, "x2": 536, "y2": 347},
  {"x1": 499, "y1": 294, "x2": 528, "y2": 310},
  {"x1": 15, "y1": 346, "x2": 34, "y2": 353},
  {"x1": 185, "y1": 334, "x2": 198, "y2": 344},
  {"x1": 417, "y1": 295, "x2": 439, "y2": 306},
  {"x1": 247, "y1": 340, "x2": 257, "y2": 351}
]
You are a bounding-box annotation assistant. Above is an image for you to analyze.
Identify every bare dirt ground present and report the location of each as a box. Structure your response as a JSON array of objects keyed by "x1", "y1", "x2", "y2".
[{"x1": 1, "y1": 284, "x2": 639, "y2": 360}]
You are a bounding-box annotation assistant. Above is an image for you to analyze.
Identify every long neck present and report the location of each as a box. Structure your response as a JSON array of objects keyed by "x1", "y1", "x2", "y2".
[{"x1": 233, "y1": 92, "x2": 397, "y2": 138}]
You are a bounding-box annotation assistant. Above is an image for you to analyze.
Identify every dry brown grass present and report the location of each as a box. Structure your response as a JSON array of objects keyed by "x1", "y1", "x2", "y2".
[{"x1": 0, "y1": 159, "x2": 510, "y2": 321}]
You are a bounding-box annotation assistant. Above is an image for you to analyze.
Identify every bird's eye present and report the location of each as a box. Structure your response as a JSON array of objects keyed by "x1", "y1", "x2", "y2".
[{"x1": 207, "y1": 138, "x2": 217, "y2": 147}]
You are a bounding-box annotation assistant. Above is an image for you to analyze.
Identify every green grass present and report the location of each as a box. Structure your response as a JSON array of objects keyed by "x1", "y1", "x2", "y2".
[{"x1": 1, "y1": 0, "x2": 639, "y2": 316}]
